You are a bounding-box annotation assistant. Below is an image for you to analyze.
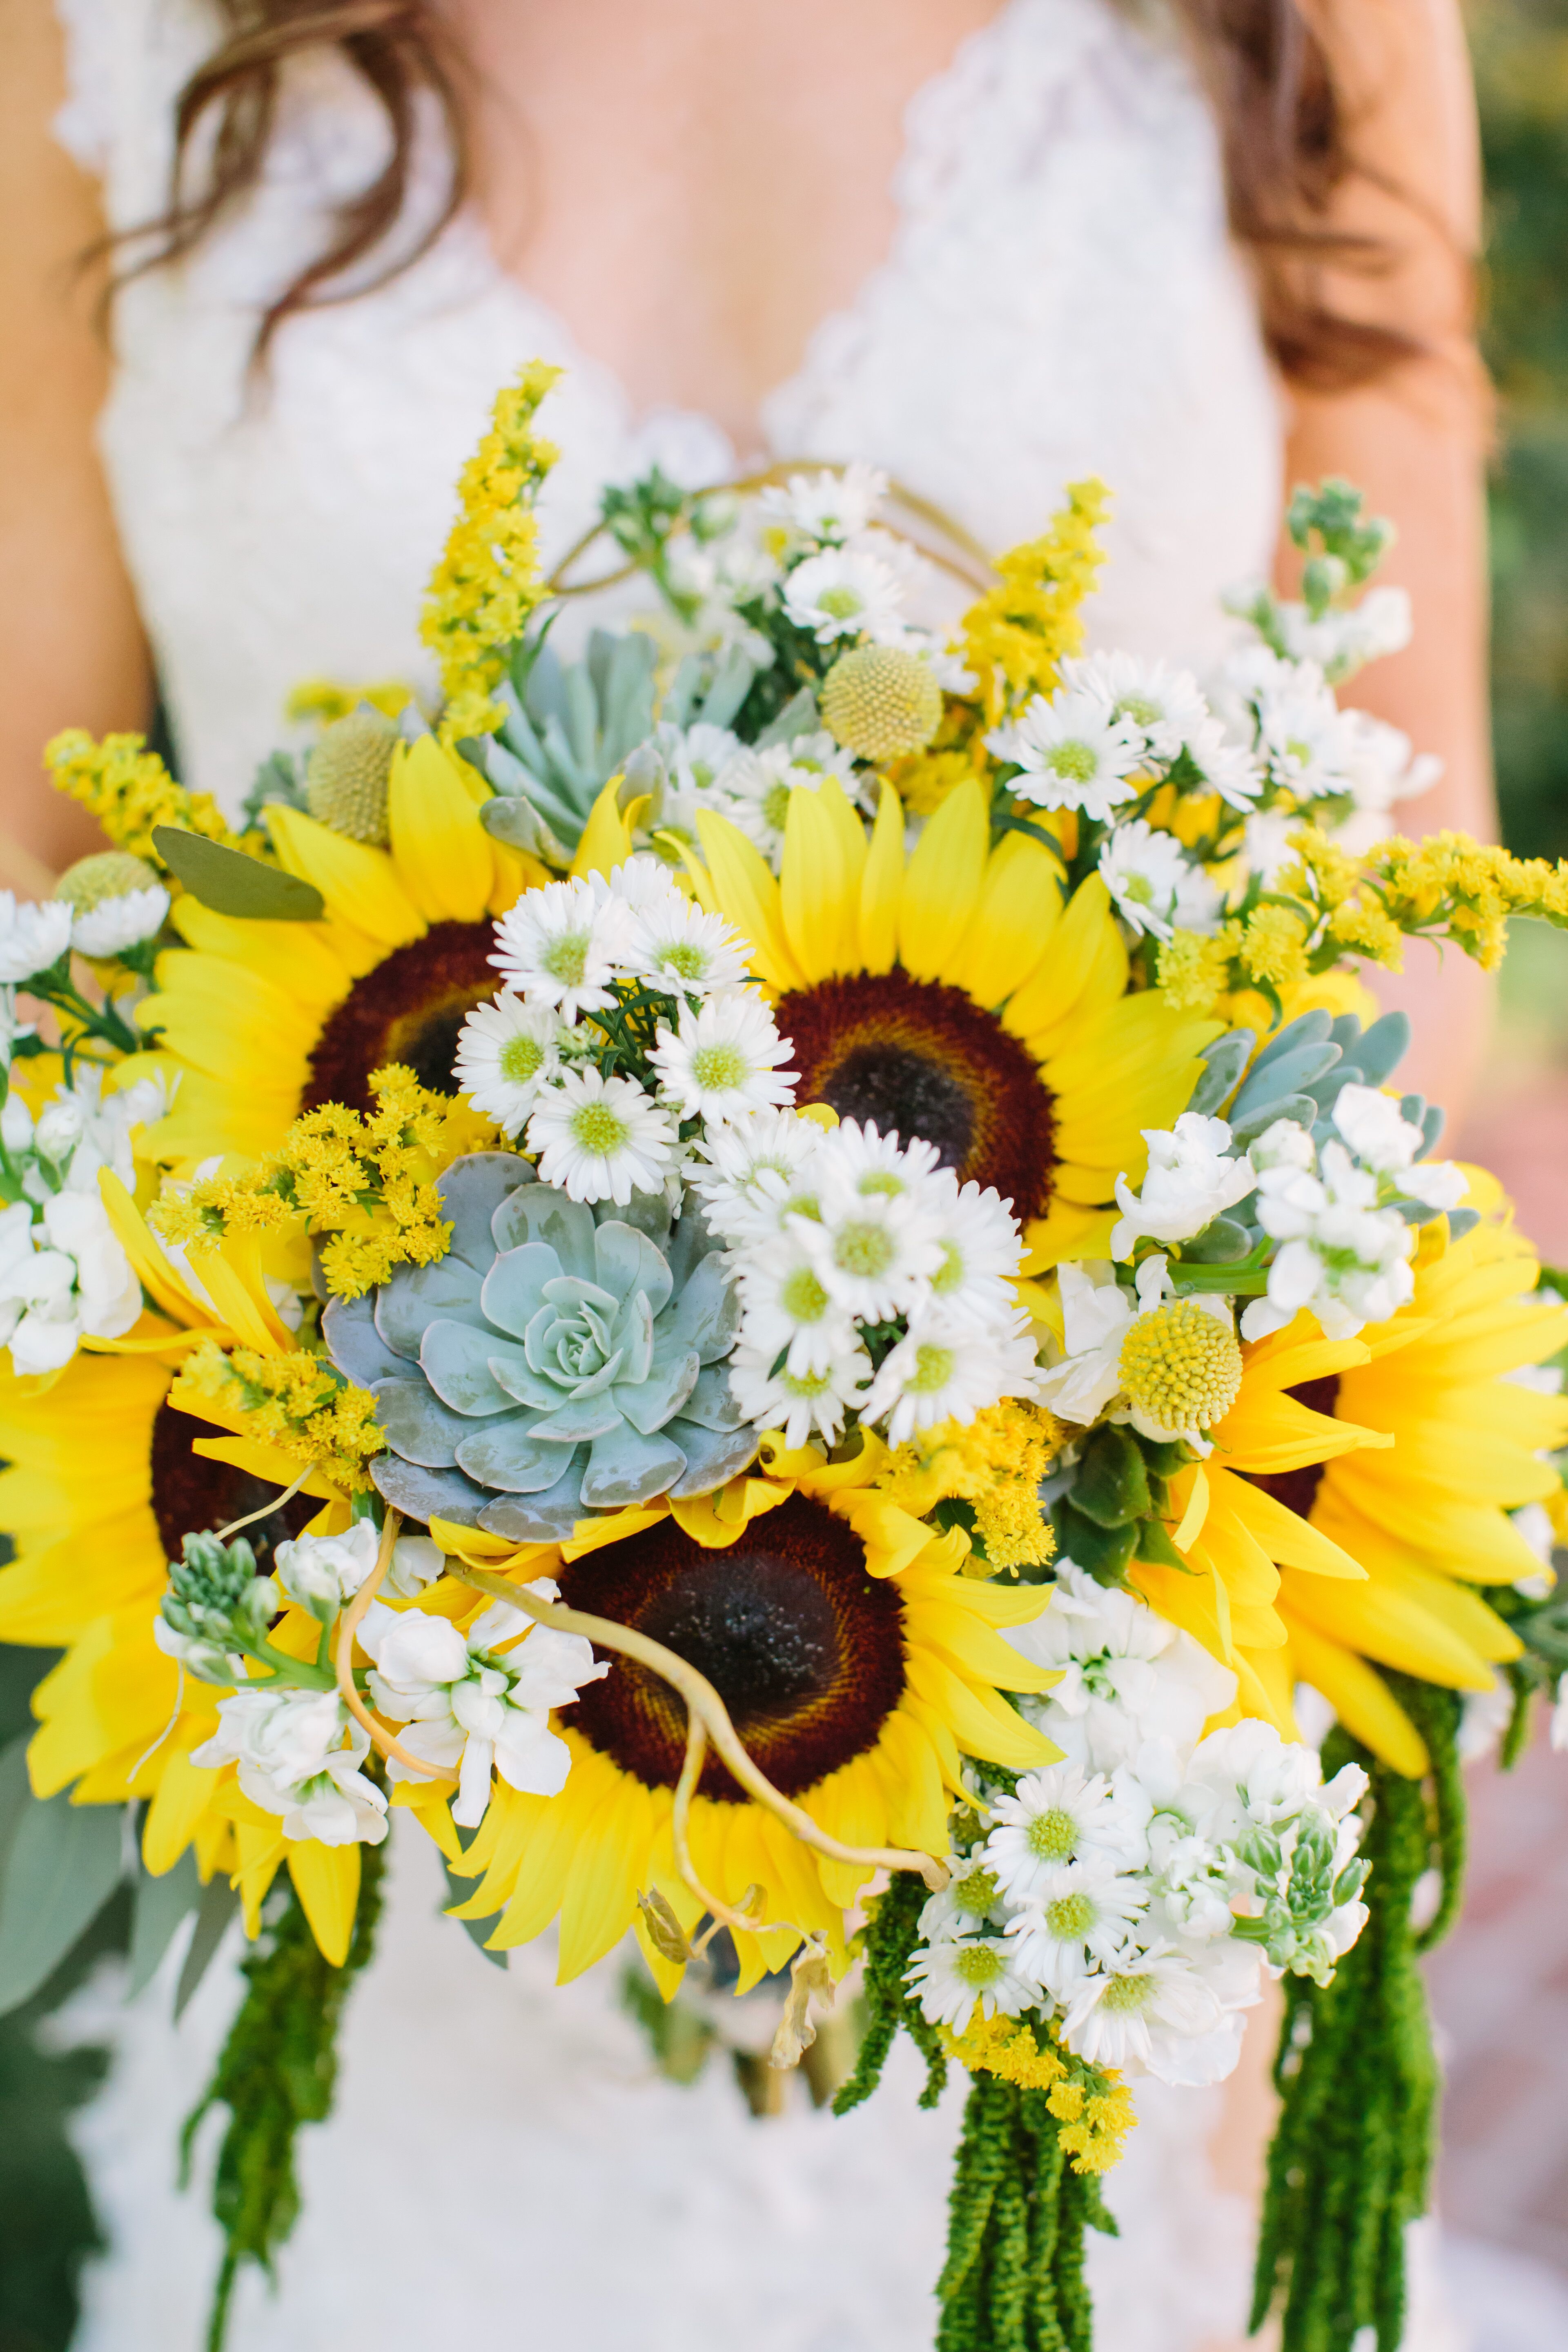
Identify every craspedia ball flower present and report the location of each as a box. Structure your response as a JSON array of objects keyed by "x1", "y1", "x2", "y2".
[
  {"x1": 55, "y1": 850, "x2": 162, "y2": 910},
  {"x1": 305, "y1": 708, "x2": 400, "y2": 845},
  {"x1": 820, "y1": 644, "x2": 943, "y2": 762},
  {"x1": 1119, "y1": 1298, "x2": 1243, "y2": 1438}
]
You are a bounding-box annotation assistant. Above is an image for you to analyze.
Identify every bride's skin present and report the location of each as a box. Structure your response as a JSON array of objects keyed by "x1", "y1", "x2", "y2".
[{"x1": 0, "y1": 0, "x2": 1492, "y2": 2332}]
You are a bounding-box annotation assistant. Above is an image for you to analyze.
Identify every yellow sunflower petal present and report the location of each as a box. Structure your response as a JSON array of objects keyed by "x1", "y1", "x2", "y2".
[
  {"x1": 287, "y1": 1840, "x2": 361, "y2": 1966},
  {"x1": 897, "y1": 780, "x2": 989, "y2": 980},
  {"x1": 858, "y1": 782, "x2": 905, "y2": 974},
  {"x1": 1280, "y1": 1614, "x2": 1430, "y2": 1777},
  {"x1": 266, "y1": 806, "x2": 424, "y2": 946},
  {"x1": 695, "y1": 810, "x2": 805, "y2": 994},
  {"x1": 388, "y1": 737, "x2": 496, "y2": 924}
]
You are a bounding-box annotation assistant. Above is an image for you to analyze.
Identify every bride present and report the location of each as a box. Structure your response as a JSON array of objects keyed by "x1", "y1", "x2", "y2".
[{"x1": 3, "y1": 2, "x2": 1492, "y2": 2345}]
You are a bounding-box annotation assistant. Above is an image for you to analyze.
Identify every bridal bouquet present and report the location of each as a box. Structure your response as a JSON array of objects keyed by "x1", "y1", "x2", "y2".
[{"x1": 3, "y1": 363, "x2": 1567, "y2": 2352}]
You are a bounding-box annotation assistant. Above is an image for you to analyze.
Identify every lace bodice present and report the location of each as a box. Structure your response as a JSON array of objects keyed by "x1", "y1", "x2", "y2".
[{"x1": 55, "y1": 0, "x2": 1283, "y2": 819}]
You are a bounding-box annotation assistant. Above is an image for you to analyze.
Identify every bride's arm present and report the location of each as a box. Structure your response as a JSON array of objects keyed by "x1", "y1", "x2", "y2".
[
  {"x1": 0, "y1": 0, "x2": 153, "y2": 888},
  {"x1": 1282, "y1": 0, "x2": 1493, "y2": 1120}
]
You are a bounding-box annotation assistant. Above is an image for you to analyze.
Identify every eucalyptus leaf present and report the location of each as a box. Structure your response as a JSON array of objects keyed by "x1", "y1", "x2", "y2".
[
  {"x1": 127, "y1": 1848, "x2": 202, "y2": 1999},
  {"x1": 441, "y1": 1853, "x2": 507, "y2": 1971},
  {"x1": 755, "y1": 686, "x2": 820, "y2": 749},
  {"x1": 173, "y1": 1872, "x2": 241, "y2": 2020},
  {"x1": 151, "y1": 828, "x2": 325, "y2": 922},
  {"x1": 0, "y1": 1792, "x2": 125, "y2": 2017}
]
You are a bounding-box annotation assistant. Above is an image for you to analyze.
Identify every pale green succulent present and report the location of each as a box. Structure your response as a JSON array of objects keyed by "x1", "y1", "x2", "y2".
[{"x1": 324, "y1": 1153, "x2": 755, "y2": 1542}]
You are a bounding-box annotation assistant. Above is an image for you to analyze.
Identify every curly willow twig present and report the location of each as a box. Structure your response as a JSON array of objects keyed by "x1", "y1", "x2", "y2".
[{"x1": 334, "y1": 1508, "x2": 459, "y2": 1788}]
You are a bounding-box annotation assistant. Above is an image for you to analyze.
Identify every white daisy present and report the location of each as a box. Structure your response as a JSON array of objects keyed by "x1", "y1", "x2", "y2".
[
  {"x1": 919, "y1": 1855, "x2": 1011, "y2": 1942},
  {"x1": 760, "y1": 461, "x2": 889, "y2": 546},
  {"x1": 733, "y1": 1244, "x2": 857, "y2": 1376},
  {"x1": 690, "y1": 1107, "x2": 823, "y2": 1238},
  {"x1": 813, "y1": 1117, "x2": 942, "y2": 1202},
  {"x1": 862, "y1": 1307, "x2": 1041, "y2": 1448},
  {"x1": 454, "y1": 992, "x2": 562, "y2": 1136},
  {"x1": 922, "y1": 1172, "x2": 1026, "y2": 1327},
  {"x1": 1064, "y1": 652, "x2": 1211, "y2": 765},
  {"x1": 1187, "y1": 716, "x2": 1264, "y2": 810},
  {"x1": 795, "y1": 1171, "x2": 943, "y2": 1324},
  {"x1": 1006, "y1": 1862, "x2": 1150, "y2": 1998},
  {"x1": 726, "y1": 1334, "x2": 871, "y2": 1450},
  {"x1": 590, "y1": 854, "x2": 686, "y2": 918},
  {"x1": 986, "y1": 1761, "x2": 1151, "y2": 1905},
  {"x1": 987, "y1": 691, "x2": 1144, "y2": 822},
  {"x1": 525, "y1": 1067, "x2": 677, "y2": 1205},
  {"x1": 1098, "y1": 820, "x2": 1222, "y2": 942},
  {"x1": 716, "y1": 734, "x2": 860, "y2": 873},
  {"x1": 648, "y1": 991, "x2": 795, "y2": 1125},
  {"x1": 905, "y1": 1935, "x2": 1041, "y2": 2036},
  {"x1": 624, "y1": 894, "x2": 753, "y2": 998},
  {"x1": 490, "y1": 875, "x2": 634, "y2": 1020},
  {"x1": 782, "y1": 547, "x2": 910, "y2": 646},
  {"x1": 70, "y1": 884, "x2": 171, "y2": 959},
  {"x1": 1058, "y1": 1940, "x2": 1228, "y2": 2080}
]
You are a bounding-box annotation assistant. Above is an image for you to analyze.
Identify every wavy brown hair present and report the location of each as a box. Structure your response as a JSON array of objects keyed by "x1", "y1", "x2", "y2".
[{"x1": 131, "y1": 0, "x2": 1425, "y2": 389}]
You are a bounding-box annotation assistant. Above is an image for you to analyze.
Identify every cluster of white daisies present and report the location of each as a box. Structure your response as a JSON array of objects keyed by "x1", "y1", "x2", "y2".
[
  {"x1": 694, "y1": 1107, "x2": 1042, "y2": 1451},
  {"x1": 454, "y1": 857, "x2": 794, "y2": 1206},
  {"x1": 907, "y1": 1565, "x2": 1371, "y2": 2082}
]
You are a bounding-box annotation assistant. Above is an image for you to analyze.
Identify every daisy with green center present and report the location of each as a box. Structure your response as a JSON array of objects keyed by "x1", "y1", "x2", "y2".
[
  {"x1": 924, "y1": 1169, "x2": 1026, "y2": 1328},
  {"x1": 491, "y1": 874, "x2": 634, "y2": 1019},
  {"x1": 904, "y1": 1933, "x2": 1042, "y2": 2037},
  {"x1": 918, "y1": 1855, "x2": 1011, "y2": 1941},
  {"x1": 624, "y1": 892, "x2": 752, "y2": 997},
  {"x1": 648, "y1": 990, "x2": 796, "y2": 1125},
  {"x1": 793, "y1": 1122, "x2": 945, "y2": 1323},
  {"x1": 726, "y1": 1330, "x2": 872, "y2": 1450},
  {"x1": 1097, "y1": 817, "x2": 1221, "y2": 942},
  {"x1": 1059, "y1": 1940, "x2": 1233, "y2": 2080},
  {"x1": 716, "y1": 735, "x2": 859, "y2": 873},
  {"x1": 987, "y1": 687, "x2": 1144, "y2": 822},
  {"x1": 524, "y1": 1065, "x2": 676, "y2": 1205},
  {"x1": 454, "y1": 991, "x2": 563, "y2": 1136},
  {"x1": 862, "y1": 1306, "x2": 1042, "y2": 1447},
  {"x1": 733, "y1": 1240, "x2": 856, "y2": 1376},
  {"x1": 690, "y1": 1105, "x2": 823, "y2": 1236},
  {"x1": 782, "y1": 546, "x2": 911, "y2": 645},
  {"x1": 1006, "y1": 1860, "x2": 1150, "y2": 1998},
  {"x1": 1064, "y1": 650, "x2": 1212, "y2": 764},
  {"x1": 986, "y1": 1761, "x2": 1150, "y2": 1907}
]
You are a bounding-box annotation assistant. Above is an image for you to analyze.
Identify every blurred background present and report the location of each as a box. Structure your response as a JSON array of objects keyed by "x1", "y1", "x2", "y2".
[{"x1": 0, "y1": 4, "x2": 1566, "y2": 2344}]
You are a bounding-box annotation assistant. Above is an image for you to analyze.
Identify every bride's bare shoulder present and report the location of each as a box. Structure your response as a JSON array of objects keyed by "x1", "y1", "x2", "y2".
[{"x1": 0, "y1": 0, "x2": 149, "y2": 876}]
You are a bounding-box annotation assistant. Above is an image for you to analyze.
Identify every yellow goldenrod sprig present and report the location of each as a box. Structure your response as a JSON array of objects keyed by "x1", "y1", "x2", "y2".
[
  {"x1": 960, "y1": 479, "x2": 1111, "y2": 726},
  {"x1": 151, "y1": 1067, "x2": 501, "y2": 1300},
  {"x1": 421, "y1": 361, "x2": 561, "y2": 746},
  {"x1": 940, "y1": 2013, "x2": 1136, "y2": 2174},
  {"x1": 44, "y1": 730, "x2": 234, "y2": 866},
  {"x1": 875, "y1": 1400, "x2": 1061, "y2": 1575},
  {"x1": 171, "y1": 1340, "x2": 384, "y2": 1493}
]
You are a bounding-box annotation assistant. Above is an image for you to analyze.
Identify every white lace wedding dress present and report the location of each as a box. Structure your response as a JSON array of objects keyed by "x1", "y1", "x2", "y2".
[{"x1": 49, "y1": 3, "x2": 1466, "y2": 2346}]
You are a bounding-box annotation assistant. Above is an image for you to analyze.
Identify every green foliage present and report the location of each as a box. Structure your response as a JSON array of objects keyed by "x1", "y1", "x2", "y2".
[
  {"x1": 832, "y1": 1871, "x2": 948, "y2": 2116},
  {"x1": 183, "y1": 1846, "x2": 385, "y2": 2352},
  {"x1": 1250, "y1": 1680, "x2": 1463, "y2": 2352},
  {"x1": 936, "y1": 2073, "x2": 1115, "y2": 2352}
]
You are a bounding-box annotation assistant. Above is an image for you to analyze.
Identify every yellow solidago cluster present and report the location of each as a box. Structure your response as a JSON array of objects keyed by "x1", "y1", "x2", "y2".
[
  {"x1": 44, "y1": 729, "x2": 234, "y2": 865},
  {"x1": 884, "y1": 743, "x2": 989, "y2": 819},
  {"x1": 170, "y1": 1341, "x2": 384, "y2": 1493},
  {"x1": 875, "y1": 1400, "x2": 1060, "y2": 1575},
  {"x1": 151, "y1": 1067, "x2": 499, "y2": 1300},
  {"x1": 941, "y1": 2013, "x2": 1136, "y2": 2174},
  {"x1": 284, "y1": 678, "x2": 417, "y2": 727},
  {"x1": 422, "y1": 361, "x2": 561, "y2": 744},
  {"x1": 960, "y1": 479, "x2": 1110, "y2": 726}
]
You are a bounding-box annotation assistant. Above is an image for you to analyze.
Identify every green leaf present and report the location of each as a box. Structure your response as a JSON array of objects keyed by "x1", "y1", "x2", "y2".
[
  {"x1": 1052, "y1": 1503, "x2": 1138, "y2": 1586},
  {"x1": 1069, "y1": 1425, "x2": 1152, "y2": 1529},
  {"x1": 0, "y1": 1792, "x2": 124, "y2": 2017},
  {"x1": 175, "y1": 1873, "x2": 241, "y2": 2020},
  {"x1": 127, "y1": 1848, "x2": 203, "y2": 1999},
  {"x1": 1134, "y1": 1516, "x2": 1193, "y2": 1572},
  {"x1": 151, "y1": 829, "x2": 324, "y2": 922}
]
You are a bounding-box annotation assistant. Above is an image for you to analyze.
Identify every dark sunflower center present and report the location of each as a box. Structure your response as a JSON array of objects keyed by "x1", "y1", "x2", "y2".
[
  {"x1": 149, "y1": 1399, "x2": 317, "y2": 1572},
  {"x1": 775, "y1": 970, "x2": 1057, "y2": 1223},
  {"x1": 1244, "y1": 1374, "x2": 1341, "y2": 1522},
  {"x1": 561, "y1": 1492, "x2": 906, "y2": 1801},
  {"x1": 304, "y1": 921, "x2": 497, "y2": 1113}
]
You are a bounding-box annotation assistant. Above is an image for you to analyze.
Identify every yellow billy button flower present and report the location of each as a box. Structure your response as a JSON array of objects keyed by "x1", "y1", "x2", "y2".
[
  {"x1": 820, "y1": 644, "x2": 944, "y2": 762},
  {"x1": 305, "y1": 708, "x2": 400, "y2": 846},
  {"x1": 1119, "y1": 1298, "x2": 1244, "y2": 1438}
]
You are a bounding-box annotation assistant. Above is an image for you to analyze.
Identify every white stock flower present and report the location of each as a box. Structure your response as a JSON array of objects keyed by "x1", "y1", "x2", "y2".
[
  {"x1": 783, "y1": 546, "x2": 910, "y2": 644},
  {"x1": 1005, "y1": 1564, "x2": 1236, "y2": 1772},
  {"x1": 454, "y1": 993, "x2": 562, "y2": 1136},
  {"x1": 1277, "y1": 586, "x2": 1412, "y2": 680},
  {"x1": 1098, "y1": 820, "x2": 1222, "y2": 942},
  {"x1": 274, "y1": 1521, "x2": 382, "y2": 1620},
  {"x1": 192, "y1": 1687, "x2": 389, "y2": 1846},
  {"x1": 0, "y1": 1188, "x2": 141, "y2": 1374},
  {"x1": 360, "y1": 1588, "x2": 607, "y2": 1829},
  {"x1": 0, "y1": 895, "x2": 73, "y2": 985},
  {"x1": 905, "y1": 1935, "x2": 1040, "y2": 2036},
  {"x1": 760, "y1": 461, "x2": 889, "y2": 545},
  {"x1": 1331, "y1": 1082, "x2": 1466, "y2": 1210},
  {"x1": 1032, "y1": 1258, "x2": 1167, "y2": 1425},
  {"x1": 1110, "y1": 1114, "x2": 1256, "y2": 1257},
  {"x1": 623, "y1": 894, "x2": 751, "y2": 997},
  {"x1": 1007, "y1": 1860, "x2": 1150, "y2": 1998},
  {"x1": 490, "y1": 875, "x2": 634, "y2": 1019},
  {"x1": 70, "y1": 884, "x2": 171, "y2": 958},
  {"x1": 985, "y1": 1762, "x2": 1150, "y2": 1906},
  {"x1": 525, "y1": 1067, "x2": 677, "y2": 1205},
  {"x1": 1248, "y1": 1138, "x2": 1414, "y2": 1340},
  {"x1": 648, "y1": 991, "x2": 795, "y2": 1124},
  {"x1": 1333, "y1": 711, "x2": 1442, "y2": 855},
  {"x1": 862, "y1": 1308, "x2": 1041, "y2": 1448},
  {"x1": 1065, "y1": 651, "x2": 1211, "y2": 764},
  {"x1": 726, "y1": 1334, "x2": 871, "y2": 1450},
  {"x1": 987, "y1": 691, "x2": 1143, "y2": 822}
]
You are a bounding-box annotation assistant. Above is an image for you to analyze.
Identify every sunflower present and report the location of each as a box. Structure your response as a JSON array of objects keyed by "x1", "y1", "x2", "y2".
[
  {"x1": 1129, "y1": 1318, "x2": 1388, "y2": 1734},
  {"x1": 126, "y1": 742, "x2": 635, "y2": 1169},
  {"x1": 425, "y1": 1431, "x2": 1058, "y2": 1993},
  {"x1": 1246, "y1": 1191, "x2": 1568, "y2": 1775},
  {"x1": 0, "y1": 1188, "x2": 368, "y2": 1958},
  {"x1": 686, "y1": 777, "x2": 1221, "y2": 1267}
]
